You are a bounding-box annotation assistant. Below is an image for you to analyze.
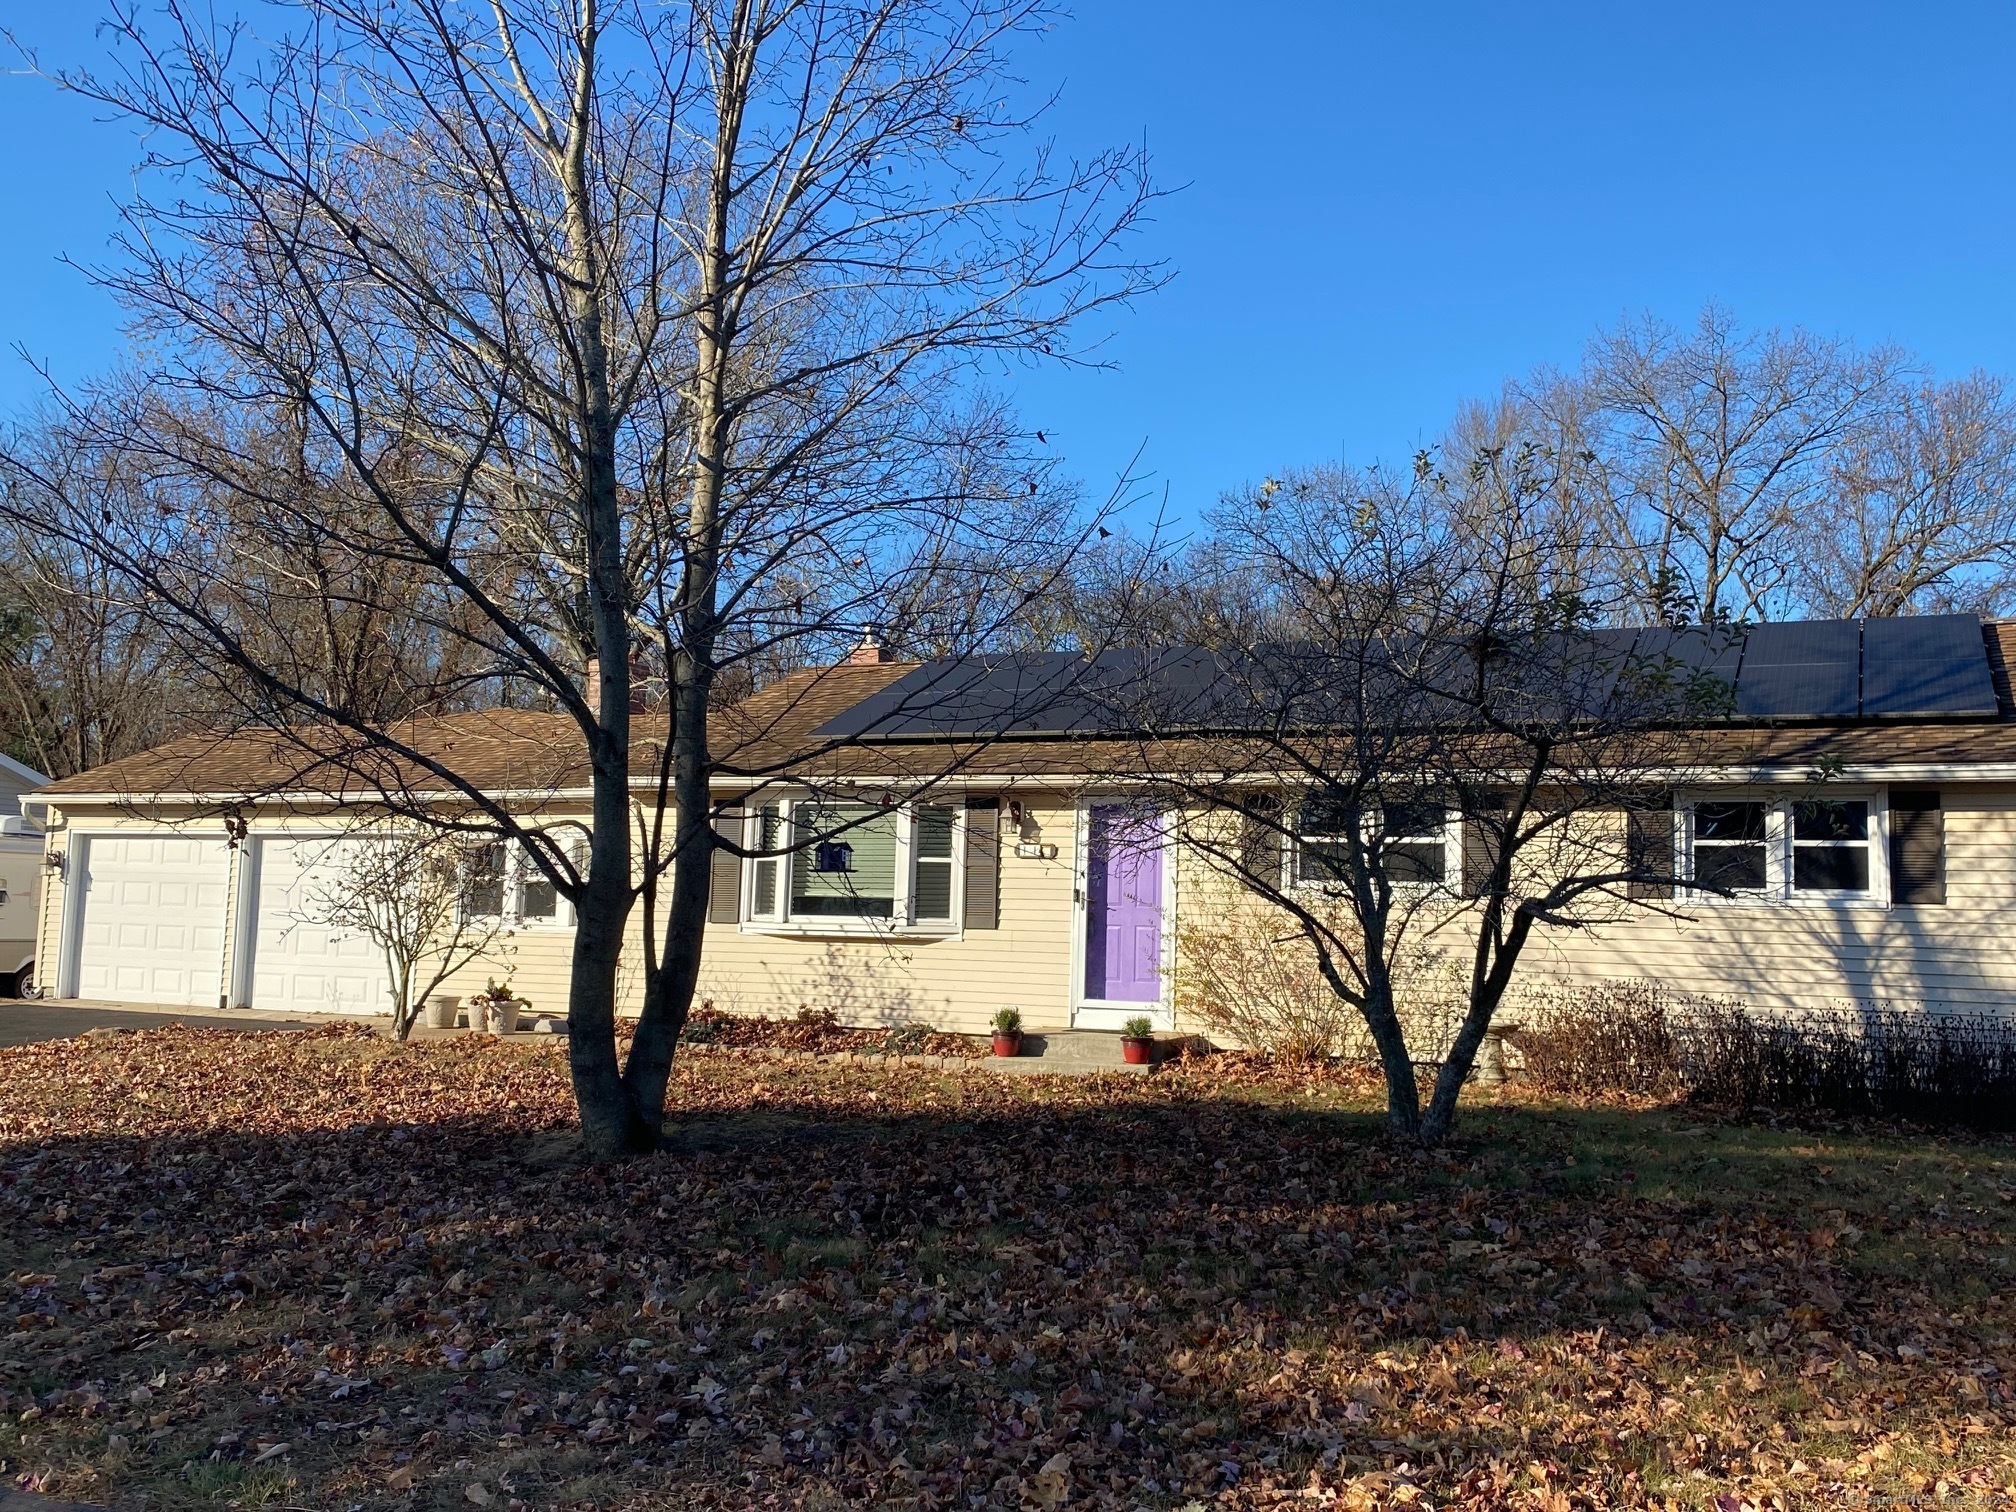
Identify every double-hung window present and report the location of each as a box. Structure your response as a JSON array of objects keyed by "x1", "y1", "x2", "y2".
[
  {"x1": 462, "y1": 842, "x2": 567, "y2": 925},
  {"x1": 744, "y1": 797, "x2": 962, "y2": 932},
  {"x1": 1293, "y1": 799, "x2": 1452, "y2": 887},
  {"x1": 1683, "y1": 793, "x2": 1883, "y2": 903}
]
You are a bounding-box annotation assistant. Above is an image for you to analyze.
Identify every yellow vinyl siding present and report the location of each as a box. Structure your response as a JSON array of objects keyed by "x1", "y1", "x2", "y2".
[
  {"x1": 692, "y1": 795, "x2": 1077, "y2": 1035},
  {"x1": 38, "y1": 782, "x2": 2016, "y2": 1029}
]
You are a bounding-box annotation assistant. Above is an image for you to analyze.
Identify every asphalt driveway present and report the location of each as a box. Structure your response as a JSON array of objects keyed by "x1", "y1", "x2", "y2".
[{"x1": 0, "y1": 1001, "x2": 323, "y2": 1048}]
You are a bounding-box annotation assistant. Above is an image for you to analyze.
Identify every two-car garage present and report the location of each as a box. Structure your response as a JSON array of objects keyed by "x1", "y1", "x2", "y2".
[{"x1": 61, "y1": 831, "x2": 393, "y2": 1012}]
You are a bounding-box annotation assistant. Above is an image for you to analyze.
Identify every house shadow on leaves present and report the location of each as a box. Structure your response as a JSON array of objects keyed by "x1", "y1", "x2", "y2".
[{"x1": 2, "y1": 1033, "x2": 2012, "y2": 1510}]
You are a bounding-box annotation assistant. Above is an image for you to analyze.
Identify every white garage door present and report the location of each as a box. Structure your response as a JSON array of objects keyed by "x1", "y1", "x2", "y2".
[
  {"x1": 247, "y1": 836, "x2": 394, "y2": 1015},
  {"x1": 74, "y1": 833, "x2": 230, "y2": 1005}
]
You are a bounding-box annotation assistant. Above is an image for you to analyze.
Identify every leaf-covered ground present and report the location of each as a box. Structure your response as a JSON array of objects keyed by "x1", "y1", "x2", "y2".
[{"x1": 1, "y1": 1025, "x2": 2012, "y2": 1511}]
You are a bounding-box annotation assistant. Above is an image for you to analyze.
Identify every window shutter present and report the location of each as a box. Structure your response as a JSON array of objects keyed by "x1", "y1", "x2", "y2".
[
  {"x1": 1238, "y1": 792, "x2": 1284, "y2": 888},
  {"x1": 708, "y1": 803, "x2": 745, "y2": 924},
  {"x1": 1626, "y1": 794, "x2": 1674, "y2": 899},
  {"x1": 1461, "y1": 800, "x2": 1502, "y2": 899},
  {"x1": 1889, "y1": 789, "x2": 1945, "y2": 905},
  {"x1": 964, "y1": 798, "x2": 1000, "y2": 929}
]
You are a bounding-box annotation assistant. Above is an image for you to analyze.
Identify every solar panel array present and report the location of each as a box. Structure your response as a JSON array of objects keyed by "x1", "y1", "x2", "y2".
[{"x1": 813, "y1": 615, "x2": 2002, "y2": 739}]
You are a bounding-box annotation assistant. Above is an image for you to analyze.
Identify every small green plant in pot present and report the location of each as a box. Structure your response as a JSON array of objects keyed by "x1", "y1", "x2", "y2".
[
  {"x1": 991, "y1": 1006, "x2": 1024, "y2": 1057},
  {"x1": 468, "y1": 977, "x2": 528, "y2": 1035},
  {"x1": 1120, "y1": 1015, "x2": 1156, "y2": 1065}
]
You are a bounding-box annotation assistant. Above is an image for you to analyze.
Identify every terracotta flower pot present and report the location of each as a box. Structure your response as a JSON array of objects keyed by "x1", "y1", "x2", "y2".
[
  {"x1": 1120, "y1": 1035, "x2": 1154, "y2": 1065},
  {"x1": 991, "y1": 1030, "x2": 1023, "y2": 1057}
]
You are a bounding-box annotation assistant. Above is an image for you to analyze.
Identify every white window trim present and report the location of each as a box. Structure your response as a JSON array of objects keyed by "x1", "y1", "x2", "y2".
[
  {"x1": 1679, "y1": 789, "x2": 1889, "y2": 908},
  {"x1": 737, "y1": 795, "x2": 966, "y2": 939},
  {"x1": 464, "y1": 840, "x2": 576, "y2": 930},
  {"x1": 1288, "y1": 801, "x2": 1459, "y2": 892}
]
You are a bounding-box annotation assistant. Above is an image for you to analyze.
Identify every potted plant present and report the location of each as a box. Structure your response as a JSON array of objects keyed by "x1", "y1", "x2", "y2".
[
  {"x1": 468, "y1": 977, "x2": 529, "y2": 1035},
  {"x1": 1120, "y1": 1016, "x2": 1156, "y2": 1065},
  {"x1": 991, "y1": 1006, "x2": 1024, "y2": 1058}
]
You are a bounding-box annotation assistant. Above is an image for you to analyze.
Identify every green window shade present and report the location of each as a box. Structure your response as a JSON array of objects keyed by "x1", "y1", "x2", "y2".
[
  {"x1": 914, "y1": 805, "x2": 955, "y2": 920},
  {"x1": 791, "y1": 802, "x2": 897, "y2": 918}
]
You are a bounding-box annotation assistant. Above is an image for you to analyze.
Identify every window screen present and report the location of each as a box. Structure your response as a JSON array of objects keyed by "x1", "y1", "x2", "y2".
[
  {"x1": 751, "y1": 805, "x2": 782, "y2": 917},
  {"x1": 1380, "y1": 803, "x2": 1448, "y2": 884},
  {"x1": 462, "y1": 842, "x2": 507, "y2": 917},
  {"x1": 913, "y1": 805, "x2": 955, "y2": 921}
]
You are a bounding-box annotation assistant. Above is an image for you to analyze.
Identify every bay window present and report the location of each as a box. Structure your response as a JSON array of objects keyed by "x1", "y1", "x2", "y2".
[{"x1": 744, "y1": 797, "x2": 962, "y2": 931}]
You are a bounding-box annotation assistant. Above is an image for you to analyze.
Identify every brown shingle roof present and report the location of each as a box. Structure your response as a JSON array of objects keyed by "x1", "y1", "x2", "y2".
[
  {"x1": 37, "y1": 627, "x2": 2016, "y2": 806},
  {"x1": 33, "y1": 662, "x2": 923, "y2": 803}
]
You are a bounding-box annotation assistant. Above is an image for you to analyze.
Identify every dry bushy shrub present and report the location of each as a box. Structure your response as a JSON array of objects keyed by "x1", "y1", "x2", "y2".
[
  {"x1": 681, "y1": 1004, "x2": 982, "y2": 1058},
  {"x1": 1174, "y1": 906, "x2": 1464, "y2": 1061},
  {"x1": 1680, "y1": 1005, "x2": 2016, "y2": 1128},
  {"x1": 1507, "y1": 980, "x2": 2016, "y2": 1129},
  {"x1": 1504, "y1": 980, "x2": 1727, "y2": 1096}
]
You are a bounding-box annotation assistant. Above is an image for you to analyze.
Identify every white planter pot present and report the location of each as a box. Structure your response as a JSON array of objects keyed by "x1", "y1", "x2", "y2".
[
  {"x1": 475, "y1": 999, "x2": 524, "y2": 1034},
  {"x1": 423, "y1": 994, "x2": 460, "y2": 1031}
]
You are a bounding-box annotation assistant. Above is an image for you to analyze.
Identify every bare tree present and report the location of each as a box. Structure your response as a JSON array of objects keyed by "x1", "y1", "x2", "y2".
[
  {"x1": 1530, "y1": 306, "x2": 1904, "y2": 624},
  {"x1": 1796, "y1": 372, "x2": 2016, "y2": 617},
  {"x1": 4, "y1": 0, "x2": 1157, "y2": 1159},
  {"x1": 0, "y1": 419, "x2": 207, "y2": 777},
  {"x1": 301, "y1": 828, "x2": 509, "y2": 1040},
  {"x1": 1114, "y1": 454, "x2": 1718, "y2": 1144}
]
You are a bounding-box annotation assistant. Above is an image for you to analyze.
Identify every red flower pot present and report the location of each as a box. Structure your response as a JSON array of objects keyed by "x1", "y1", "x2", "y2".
[
  {"x1": 1121, "y1": 1035, "x2": 1154, "y2": 1065},
  {"x1": 992, "y1": 1030, "x2": 1023, "y2": 1057}
]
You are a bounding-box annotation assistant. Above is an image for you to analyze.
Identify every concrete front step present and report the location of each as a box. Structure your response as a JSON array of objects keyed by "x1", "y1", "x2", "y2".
[{"x1": 982, "y1": 1031, "x2": 1161, "y2": 1076}]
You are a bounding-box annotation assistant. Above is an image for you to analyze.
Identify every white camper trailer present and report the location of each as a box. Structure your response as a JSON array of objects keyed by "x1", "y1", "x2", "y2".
[{"x1": 0, "y1": 754, "x2": 49, "y2": 993}]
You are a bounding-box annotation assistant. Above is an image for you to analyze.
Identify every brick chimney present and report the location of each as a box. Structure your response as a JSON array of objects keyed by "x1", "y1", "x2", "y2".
[
  {"x1": 586, "y1": 649, "x2": 651, "y2": 715},
  {"x1": 844, "y1": 627, "x2": 890, "y2": 666}
]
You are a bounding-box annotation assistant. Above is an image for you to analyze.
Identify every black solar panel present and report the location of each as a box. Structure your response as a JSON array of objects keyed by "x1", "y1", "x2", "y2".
[
  {"x1": 1861, "y1": 614, "x2": 1998, "y2": 717},
  {"x1": 1734, "y1": 619, "x2": 1861, "y2": 718},
  {"x1": 811, "y1": 615, "x2": 2000, "y2": 740},
  {"x1": 814, "y1": 653, "x2": 1113, "y2": 739}
]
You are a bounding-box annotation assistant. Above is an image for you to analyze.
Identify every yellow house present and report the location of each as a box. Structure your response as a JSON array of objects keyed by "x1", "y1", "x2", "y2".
[{"x1": 24, "y1": 615, "x2": 2016, "y2": 1035}]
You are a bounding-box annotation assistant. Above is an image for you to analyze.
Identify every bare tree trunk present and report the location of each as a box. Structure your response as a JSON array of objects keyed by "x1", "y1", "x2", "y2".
[
  {"x1": 623, "y1": 670, "x2": 714, "y2": 1144},
  {"x1": 1362, "y1": 991, "x2": 1423, "y2": 1142}
]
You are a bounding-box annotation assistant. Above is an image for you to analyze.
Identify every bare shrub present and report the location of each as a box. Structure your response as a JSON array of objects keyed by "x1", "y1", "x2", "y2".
[
  {"x1": 1504, "y1": 980, "x2": 1722, "y2": 1097},
  {"x1": 1678, "y1": 1006, "x2": 2016, "y2": 1129},
  {"x1": 1175, "y1": 906, "x2": 1464, "y2": 1062},
  {"x1": 1505, "y1": 980, "x2": 2016, "y2": 1129}
]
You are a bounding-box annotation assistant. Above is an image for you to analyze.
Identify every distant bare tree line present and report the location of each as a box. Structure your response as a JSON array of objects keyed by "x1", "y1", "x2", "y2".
[
  {"x1": 1031, "y1": 305, "x2": 2016, "y2": 651},
  {"x1": 6, "y1": 302, "x2": 2014, "y2": 778}
]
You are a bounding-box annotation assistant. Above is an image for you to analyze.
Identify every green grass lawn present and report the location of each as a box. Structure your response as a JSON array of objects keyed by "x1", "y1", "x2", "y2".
[{"x1": 1, "y1": 1025, "x2": 2012, "y2": 1510}]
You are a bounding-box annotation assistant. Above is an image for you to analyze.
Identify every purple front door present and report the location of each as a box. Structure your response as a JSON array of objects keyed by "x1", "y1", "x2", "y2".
[{"x1": 1084, "y1": 805, "x2": 1164, "y2": 1003}]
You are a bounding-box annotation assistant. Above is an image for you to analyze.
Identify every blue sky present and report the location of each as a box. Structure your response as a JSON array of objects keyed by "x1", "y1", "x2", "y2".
[{"x1": 2, "y1": 3, "x2": 2012, "y2": 529}]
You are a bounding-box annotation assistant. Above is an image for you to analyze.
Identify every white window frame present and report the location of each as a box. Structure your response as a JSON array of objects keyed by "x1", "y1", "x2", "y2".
[
  {"x1": 462, "y1": 840, "x2": 576, "y2": 930},
  {"x1": 1678, "y1": 789, "x2": 1889, "y2": 907},
  {"x1": 739, "y1": 795, "x2": 966, "y2": 938},
  {"x1": 1289, "y1": 799, "x2": 1459, "y2": 892}
]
